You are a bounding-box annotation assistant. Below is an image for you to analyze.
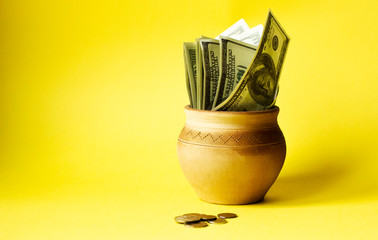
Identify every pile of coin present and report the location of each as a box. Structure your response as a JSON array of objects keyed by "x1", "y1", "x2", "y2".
[{"x1": 174, "y1": 212, "x2": 237, "y2": 228}]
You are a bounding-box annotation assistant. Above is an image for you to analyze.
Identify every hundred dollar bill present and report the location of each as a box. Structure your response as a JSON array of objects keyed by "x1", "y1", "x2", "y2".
[
  {"x1": 212, "y1": 37, "x2": 257, "y2": 109},
  {"x1": 200, "y1": 38, "x2": 220, "y2": 110},
  {"x1": 188, "y1": 20, "x2": 249, "y2": 109},
  {"x1": 183, "y1": 42, "x2": 197, "y2": 108},
  {"x1": 195, "y1": 38, "x2": 204, "y2": 109},
  {"x1": 195, "y1": 36, "x2": 213, "y2": 109},
  {"x1": 183, "y1": 54, "x2": 193, "y2": 107},
  {"x1": 214, "y1": 10, "x2": 290, "y2": 111},
  {"x1": 216, "y1": 19, "x2": 250, "y2": 40},
  {"x1": 232, "y1": 24, "x2": 263, "y2": 46}
]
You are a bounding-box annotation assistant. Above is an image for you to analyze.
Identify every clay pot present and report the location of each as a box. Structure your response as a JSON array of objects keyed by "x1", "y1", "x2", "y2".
[{"x1": 177, "y1": 105, "x2": 286, "y2": 204}]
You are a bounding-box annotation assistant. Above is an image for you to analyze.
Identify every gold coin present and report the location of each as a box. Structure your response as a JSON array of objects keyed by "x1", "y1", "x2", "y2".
[
  {"x1": 217, "y1": 213, "x2": 238, "y2": 219},
  {"x1": 185, "y1": 221, "x2": 208, "y2": 228},
  {"x1": 201, "y1": 214, "x2": 217, "y2": 221},
  {"x1": 208, "y1": 218, "x2": 227, "y2": 224},
  {"x1": 174, "y1": 214, "x2": 202, "y2": 224},
  {"x1": 183, "y1": 213, "x2": 202, "y2": 217}
]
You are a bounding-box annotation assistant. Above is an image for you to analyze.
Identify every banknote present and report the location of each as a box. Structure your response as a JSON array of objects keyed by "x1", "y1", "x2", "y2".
[
  {"x1": 192, "y1": 20, "x2": 250, "y2": 109},
  {"x1": 214, "y1": 10, "x2": 290, "y2": 111},
  {"x1": 200, "y1": 38, "x2": 220, "y2": 110},
  {"x1": 195, "y1": 38, "x2": 204, "y2": 109},
  {"x1": 212, "y1": 37, "x2": 257, "y2": 109},
  {"x1": 215, "y1": 19, "x2": 250, "y2": 40},
  {"x1": 232, "y1": 24, "x2": 263, "y2": 46},
  {"x1": 183, "y1": 53, "x2": 193, "y2": 107},
  {"x1": 183, "y1": 42, "x2": 197, "y2": 108}
]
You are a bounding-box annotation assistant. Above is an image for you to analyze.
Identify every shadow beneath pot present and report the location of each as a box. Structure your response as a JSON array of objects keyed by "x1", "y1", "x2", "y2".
[{"x1": 259, "y1": 152, "x2": 377, "y2": 207}]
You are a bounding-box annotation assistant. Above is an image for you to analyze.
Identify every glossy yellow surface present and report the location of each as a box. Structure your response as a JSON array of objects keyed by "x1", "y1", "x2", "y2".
[{"x1": 0, "y1": 0, "x2": 377, "y2": 239}]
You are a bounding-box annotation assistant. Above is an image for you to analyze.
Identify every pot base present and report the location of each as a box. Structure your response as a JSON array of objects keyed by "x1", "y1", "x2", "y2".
[
  {"x1": 199, "y1": 195, "x2": 266, "y2": 205},
  {"x1": 177, "y1": 139, "x2": 285, "y2": 205}
]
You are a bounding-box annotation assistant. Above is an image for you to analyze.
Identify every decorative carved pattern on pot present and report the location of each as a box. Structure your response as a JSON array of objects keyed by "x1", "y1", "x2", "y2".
[{"x1": 179, "y1": 126, "x2": 285, "y2": 146}]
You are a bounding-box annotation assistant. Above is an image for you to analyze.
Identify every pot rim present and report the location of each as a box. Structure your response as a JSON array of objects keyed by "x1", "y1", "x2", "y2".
[
  {"x1": 184, "y1": 105, "x2": 279, "y2": 115},
  {"x1": 183, "y1": 105, "x2": 281, "y2": 130}
]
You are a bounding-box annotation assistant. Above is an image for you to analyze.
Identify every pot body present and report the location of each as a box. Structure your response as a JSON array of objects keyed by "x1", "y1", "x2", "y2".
[{"x1": 177, "y1": 106, "x2": 286, "y2": 204}]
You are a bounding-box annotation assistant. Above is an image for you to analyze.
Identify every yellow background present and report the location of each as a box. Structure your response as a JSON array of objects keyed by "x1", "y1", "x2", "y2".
[{"x1": 1, "y1": 0, "x2": 377, "y2": 239}]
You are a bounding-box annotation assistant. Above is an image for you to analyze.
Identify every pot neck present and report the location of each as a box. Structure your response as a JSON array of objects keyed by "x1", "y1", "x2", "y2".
[{"x1": 184, "y1": 106, "x2": 280, "y2": 130}]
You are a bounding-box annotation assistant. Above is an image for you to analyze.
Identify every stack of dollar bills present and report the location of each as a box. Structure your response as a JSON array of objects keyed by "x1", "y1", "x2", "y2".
[{"x1": 183, "y1": 10, "x2": 290, "y2": 111}]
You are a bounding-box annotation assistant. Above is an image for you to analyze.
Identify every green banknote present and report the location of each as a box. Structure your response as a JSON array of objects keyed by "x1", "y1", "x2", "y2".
[
  {"x1": 183, "y1": 52, "x2": 193, "y2": 107},
  {"x1": 200, "y1": 38, "x2": 220, "y2": 110},
  {"x1": 183, "y1": 42, "x2": 197, "y2": 108},
  {"x1": 195, "y1": 38, "x2": 204, "y2": 109},
  {"x1": 214, "y1": 10, "x2": 290, "y2": 111},
  {"x1": 212, "y1": 37, "x2": 257, "y2": 109}
]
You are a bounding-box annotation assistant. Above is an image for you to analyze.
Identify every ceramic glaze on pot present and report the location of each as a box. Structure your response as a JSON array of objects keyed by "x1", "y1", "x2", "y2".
[{"x1": 177, "y1": 105, "x2": 286, "y2": 204}]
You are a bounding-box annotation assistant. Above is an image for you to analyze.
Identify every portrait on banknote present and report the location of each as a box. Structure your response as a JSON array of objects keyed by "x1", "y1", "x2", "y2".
[{"x1": 247, "y1": 53, "x2": 277, "y2": 106}]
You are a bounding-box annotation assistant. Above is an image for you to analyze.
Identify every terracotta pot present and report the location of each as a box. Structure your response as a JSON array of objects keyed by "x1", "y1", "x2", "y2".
[{"x1": 177, "y1": 105, "x2": 286, "y2": 204}]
